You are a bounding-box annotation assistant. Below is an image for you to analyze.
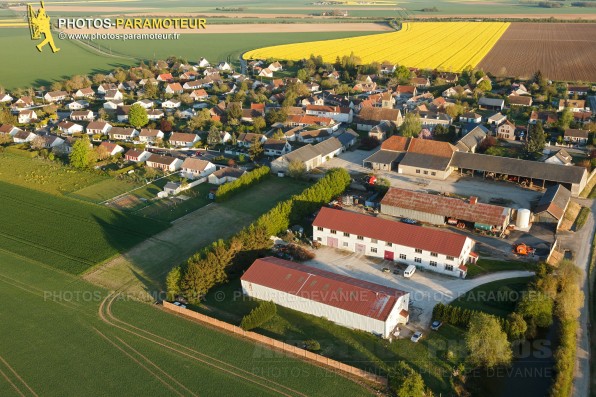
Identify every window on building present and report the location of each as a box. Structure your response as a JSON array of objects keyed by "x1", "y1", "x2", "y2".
[
  {"x1": 430, "y1": 261, "x2": 437, "y2": 267},
  {"x1": 330, "y1": 229, "x2": 337, "y2": 234},
  {"x1": 357, "y1": 235, "x2": 364, "y2": 240},
  {"x1": 431, "y1": 172, "x2": 436, "y2": 176},
  {"x1": 423, "y1": 170, "x2": 428, "y2": 175},
  {"x1": 415, "y1": 248, "x2": 422, "y2": 254},
  {"x1": 343, "y1": 232, "x2": 349, "y2": 237},
  {"x1": 317, "y1": 226, "x2": 323, "y2": 231},
  {"x1": 371, "y1": 247, "x2": 377, "y2": 253},
  {"x1": 386, "y1": 242, "x2": 393, "y2": 247},
  {"x1": 431, "y1": 252, "x2": 438, "y2": 257},
  {"x1": 415, "y1": 258, "x2": 422, "y2": 263},
  {"x1": 416, "y1": 169, "x2": 420, "y2": 174},
  {"x1": 445, "y1": 264, "x2": 454, "y2": 271},
  {"x1": 371, "y1": 239, "x2": 378, "y2": 244},
  {"x1": 317, "y1": 237, "x2": 322, "y2": 241},
  {"x1": 343, "y1": 242, "x2": 348, "y2": 247},
  {"x1": 447, "y1": 256, "x2": 454, "y2": 261},
  {"x1": 399, "y1": 254, "x2": 406, "y2": 260}
]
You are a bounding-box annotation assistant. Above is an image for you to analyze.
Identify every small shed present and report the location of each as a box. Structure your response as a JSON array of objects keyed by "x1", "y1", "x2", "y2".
[
  {"x1": 163, "y1": 182, "x2": 181, "y2": 196},
  {"x1": 534, "y1": 184, "x2": 571, "y2": 229}
]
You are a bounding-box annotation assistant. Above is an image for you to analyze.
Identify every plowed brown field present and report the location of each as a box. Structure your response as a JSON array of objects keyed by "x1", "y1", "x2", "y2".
[{"x1": 478, "y1": 23, "x2": 596, "y2": 82}]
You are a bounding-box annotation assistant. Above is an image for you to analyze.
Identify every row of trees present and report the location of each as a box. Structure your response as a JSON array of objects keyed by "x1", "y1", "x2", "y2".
[
  {"x1": 166, "y1": 168, "x2": 351, "y2": 302},
  {"x1": 240, "y1": 301, "x2": 277, "y2": 331},
  {"x1": 215, "y1": 166, "x2": 270, "y2": 202}
]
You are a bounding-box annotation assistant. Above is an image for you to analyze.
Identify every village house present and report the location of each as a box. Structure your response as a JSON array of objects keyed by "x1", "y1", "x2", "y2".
[
  {"x1": 545, "y1": 149, "x2": 573, "y2": 166},
  {"x1": 455, "y1": 125, "x2": 488, "y2": 153},
  {"x1": 57, "y1": 121, "x2": 83, "y2": 134},
  {"x1": 368, "y1": 120, "x2": 393, "y2": 142},
  {"x1": 208, "y1": 167, "x2": 246, "y2": 185},
  {"x1": 165, "y1": 83, "x2": 184, "y2": 95},
  {"x1": 134, "y1": 99, "x2": 154, "y2": 109},
  {"x1": 189, "y1": 89, "x2": 208, "y2": 101},
  {"x1": 487, "y1": 112, "x2": 507, "y2": 126},
  {"x1": 108, "y1": 127, "x2": 138, "y2": 141},
  {"x1": 355, "y1": 107, "x2": 403, "y2": 131},
  {"x1": 139, "y1": 129, "x2": 164, "y2": 144},
  {"x1": 0, "y1": 93, "x2": 13, "y2": 103},
  {"x1": 286, "y1": 114, "x2": 333, "y2": 128},
  {"x1": 124, "y1": 149, "x2": 151, "y2": 163},
  {"x1": 103, "y1": 100, "x2": 123, "y2": 110},
  {"x1": 313, "y1": 207, "x2": 475, "y2": 278},
  {"x1": 237, "y1": 132, "x2": 266, "y2": 148},
  {"x1": 395, "y1": 85, "x2": 417, "y2": 99},
  {"x1": 0, "y1": 124, "x2": 21, "y2": 137},
  {"x1": 169, "y1": 132, "x2": 199, "y2": 147},
  {"x1": 145, "y1": 154, "x2": 183, "y2": 171},
  {"x1": 156, "y1": 73, "x2": 174, "y2": 82},
  {"x1": 508, "y1": 95, "x2": 533, "y2": 107},
  {"x1": 270, "y1": 144, "x2": 322, "y2": 174},
  {"x1": 263, "y1": 139, "x2": 292, "y2": 156},
  {"x1": 67, "y1": 100, "x2": 90, "y2": 111},
  {"x1": 567, "y1": 85, "x2": 589, "y2": 96},
  {"x1": 40, "y1": 135, "x2": 65, "y2": 149},
  {"x1": 459, "y1": 112, "x2": 482, "y2": 124},
  {"x1": 564, "y1": 129, "x2": 589, "y2": 145},
  {"x1": 86, "y1": 120, "x2": 112, "y2": 136},
  {"x1": 74, "y1": 87, "x2": 95, "y2": 98},
  {"x1": 18, "y1": 109, "x2": 37, "y2": 124},
  {"x1": 497, "y1": 120, "x2": 516, "y2": 140},
  {"x1": 44, "y1": 90, "x2": 68, "y2": 102},
  {"x1": 12, "y1": 130, "x2": 36, "y2": 143},
  {"x1": 298, "y1": 129, "x2": 330, "y2": 143},
  {"x1": 70, "y1": 110, "x2": 94, "y2": 122},
  {"x1": 99, "y1": 141, "x2": 125, "y2": 157},
  {"x1": 181, "y1": 157, "x2": 216, "y2": 179},
  {"x1": 162, "y1": 99, "x2": 181, "y2": 109},
  {"x1": 12, "y1": 96, "x2": 34, "y2": 110},
  {"x1": 116, "y1": 106, "x2": 131, "y2": 122},
  {"x1": 104, "y1": 89, "x2": 123, "y2": 101},
  {"x1": 97, "y1": 83, "x2": 117, "y2": 94},
  {"x1": 305, "y1": 105, "x2": 353, "y2": 123},
  {"x1": 147, "y1": 109, "x2": 165, "y2": 120},
  {"x1": 558, "y1": 99, "x2": 586, "y2": 112}
]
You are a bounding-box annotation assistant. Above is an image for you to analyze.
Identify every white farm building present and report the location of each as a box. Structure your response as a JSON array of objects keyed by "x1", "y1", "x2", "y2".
[
  {"x1": 313, "y1": 207, "x2": 476, "y2": 278},
  {"x1": 241, "y1": 257, "x2": 409, "y2": 338}
]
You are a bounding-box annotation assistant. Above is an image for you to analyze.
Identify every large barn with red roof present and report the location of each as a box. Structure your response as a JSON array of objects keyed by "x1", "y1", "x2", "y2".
[
  {"x1": 313, "y1": 207, "x2": 475, "y2": 278},
  {"x1": 241, "y1": 256, "x2": 409, "y2": 338}
]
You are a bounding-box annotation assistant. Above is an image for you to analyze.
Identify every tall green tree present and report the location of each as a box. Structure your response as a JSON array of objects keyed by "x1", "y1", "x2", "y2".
[
  {"x1": 69, "y1": 136, "x2": 95, "y2": 169},
  {"x1": 399, "y1": 112, "x2": 422, "y2": 138},
  {"x1": 518, "y1": 290, "x2": 553, "y2": 328},
  {"x1": 525, "y1": 121, "x2": 546, "y2": 158},
  {"x1": 166, "y1": 266, "x2": 182, "y2": 301},
  {"x1": 466, "y1": 313, "x2": 512, "y2": 368},
  {"x1": 207, "y1": 125, "x2": 220, "y2": 146},
  {"x1": 558, "y1": 108, "x2": 573, "y2": 132},
  {"x1": 128, "y1": 103, "x2": 149, "y2": 129},
  {"x1": 389, "y1": 361, "x2": 426, "y2": 397},
  {"x1": 249, "y1": 137, "x2": 264, "y2": 160}
]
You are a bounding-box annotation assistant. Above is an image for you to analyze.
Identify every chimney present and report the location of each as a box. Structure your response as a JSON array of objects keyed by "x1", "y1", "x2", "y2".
[{"x1": 469, "y1": 196, "x2": 478, "y2": 205}]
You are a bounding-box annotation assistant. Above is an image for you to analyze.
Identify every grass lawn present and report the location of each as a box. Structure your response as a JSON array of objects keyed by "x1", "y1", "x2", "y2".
[
  {"x1": 0, "y1": 152, "x2": 112, "y2": 195},
  {"x1": 450, "y1": 277, "x2": 533, "y2": 318},
  {"x1": 67, "y1": 178, "x2": 141, "y2": 203},
  {"x1": 575, "y1": 206, "x2": 591, "y2": 231},
  {"x1": 466, "y1": 258, "x2": 537, "y2": 278},
  {"x1": 0, "y1": 182, "x2": 168, "y2": 274},
  {"x1": 198, "y1": 278, "x2": 465, "y2": 395},
  {"x1": 136, "y1": 182, "x2": 214, "y2": 222},
  {"x1": 0, "y1": 249, "x2": 373, "y2": 396}
]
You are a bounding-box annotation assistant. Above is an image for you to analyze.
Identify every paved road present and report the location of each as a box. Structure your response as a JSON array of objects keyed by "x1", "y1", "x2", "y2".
[
  {"x1": 568, "y1": 197, "x2": 596, "y2": 397},
  {"x1": 305, "y1": 248, "x2": 535, "y2": 327}
]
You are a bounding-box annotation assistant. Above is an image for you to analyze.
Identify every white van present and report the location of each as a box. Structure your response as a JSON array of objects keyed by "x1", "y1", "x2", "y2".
[{"x1": 403, "y1": 265, "x2": 416, "y2": 278}]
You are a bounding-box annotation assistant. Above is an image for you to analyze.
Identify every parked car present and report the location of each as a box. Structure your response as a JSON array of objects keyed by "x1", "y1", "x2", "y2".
[
  {"x1": 173, "y1": 301, "x2": 181, "y2": 306},
  {"x1": 431, "y1": 321, "x2": 443, "y2": 331},
  {"x1": 382, "y1": 267, "x2": 390, "y2": 273},
  {"x1": 401, "y1": 218, "x2": 418, "y2": 225},
  {"x1": 411, "y1": 331, "x2": 423, "y2": 343},
  {"x1": 403, "y1": 265, "x2": 416, "y2": 278}
]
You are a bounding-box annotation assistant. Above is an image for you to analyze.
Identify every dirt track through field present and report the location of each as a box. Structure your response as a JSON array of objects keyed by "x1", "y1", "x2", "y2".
[
  {"x1": 63, "y1": 22, "x2": 391, "y2": 34},
  {"x1": 98, "y1": 292, "x2": 309, "y2": 397},
  {"x1": 0, "y1": 356, "x2": 38, "y2": 397},
  {"x1": 478, "y1": 22, "x2": 596, "y2": 81}
]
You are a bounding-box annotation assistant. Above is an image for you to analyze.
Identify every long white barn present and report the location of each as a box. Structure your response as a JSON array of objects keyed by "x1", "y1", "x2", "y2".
[
  {"x1": 313, "y1": 207, "x2": 476, "y2": 278},
  {"x1": 241, "y1": 257, "x2": 409, "y2": 338}
]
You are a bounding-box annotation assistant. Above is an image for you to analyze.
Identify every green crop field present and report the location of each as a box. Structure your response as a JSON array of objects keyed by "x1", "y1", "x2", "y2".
[
  {"x1": 67, "y1": 178, "x2": 140, "y2": 203},
  {"x1": 0, "y1": 182, "x2": 168, "y2": 274},
  {"x1": 0, "y1": 249, "x2": 373, "y2": 396}
]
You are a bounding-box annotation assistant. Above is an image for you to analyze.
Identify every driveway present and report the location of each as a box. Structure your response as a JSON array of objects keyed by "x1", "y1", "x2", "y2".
[
  {"x1": 322, "y1": 150, "x2": 543, "y2": 209},
  {"x1": 305, "y1": 247, "x2": 534, "y2": 328}
]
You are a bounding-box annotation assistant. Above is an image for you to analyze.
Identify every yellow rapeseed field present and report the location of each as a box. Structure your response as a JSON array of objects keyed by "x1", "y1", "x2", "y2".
[{"x1": 244, "y1": 22, "x2": 510, "y2": 72}]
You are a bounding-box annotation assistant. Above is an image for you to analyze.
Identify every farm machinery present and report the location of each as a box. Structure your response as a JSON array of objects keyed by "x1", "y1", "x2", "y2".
[{"x1": 513, "y1": 243, "x2": 535, "y2": 256}]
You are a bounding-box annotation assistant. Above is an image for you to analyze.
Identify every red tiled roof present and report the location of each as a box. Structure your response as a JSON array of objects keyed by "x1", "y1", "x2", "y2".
[
  {"x1": 313, "y1": 207, "x2": 469, "y2": 257},
  {"x1": 241, "y1": 257, "x2": 407, "y2": 321},
  {"x1": 380, "y1": 188, "x2": 510, "y2": 227},
  {"x1": 381, "y1": 136, "x2": 409, "y2": 152},
  {"x1": 406, "y1": 138, "x2": 456, "y2": 158}
]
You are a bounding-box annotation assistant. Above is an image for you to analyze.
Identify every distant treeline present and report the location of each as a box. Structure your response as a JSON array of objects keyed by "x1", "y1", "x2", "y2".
[{"x1": 420, "y1": 6, "x2": 440, "y2": 12}]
